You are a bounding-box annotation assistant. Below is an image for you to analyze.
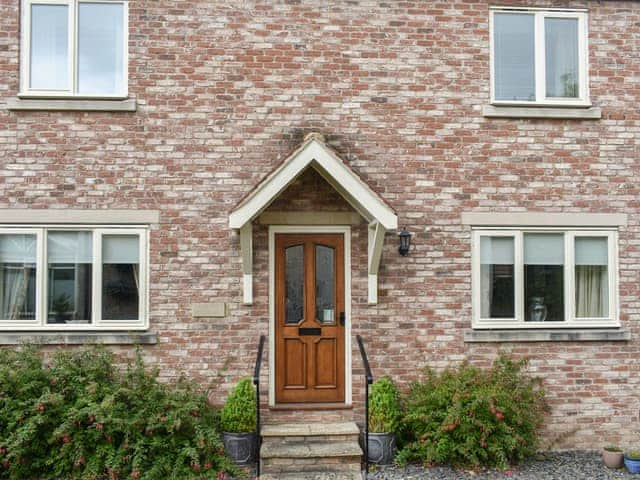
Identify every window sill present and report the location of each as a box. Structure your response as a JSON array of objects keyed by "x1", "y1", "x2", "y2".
[
  {"x1": 464, "y1": 328, "x2": 629, "y2": 343},
  {"x1": 0, "y1": 331, "x2": 157, "y2": 345},
  {"x1": 483, "y1": 104, "x2": 601, "y2": 120},
  {"x1": 7, "y1": 97, "x2": 137, "y2": 112}
]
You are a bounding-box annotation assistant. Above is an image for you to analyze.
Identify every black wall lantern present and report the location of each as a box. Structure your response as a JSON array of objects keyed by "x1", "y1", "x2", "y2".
[{"x1": 398, "y1": 227, "x2": 411, "y2": 256}]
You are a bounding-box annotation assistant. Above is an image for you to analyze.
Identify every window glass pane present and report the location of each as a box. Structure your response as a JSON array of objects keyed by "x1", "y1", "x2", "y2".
[
  {"x1": 480, "y1": 237, "x2": 514, "y2": 318},
  {"x1": 494, "y1": 13, "x2": 535, "y2": 101},
  {"x1": 78, "y1": 2, "x2": 125, "y2": 95},
  {"x1": 285, "y1": 245, "x2": 304, "y2": 325},
  {"x1": 102, "y1": 235, "x2": 139, "y2": 320},
  {"x1": 575, "y1": 237, "x2": 609, "y2": 318},
  {"x1": 47, "y1": 232, "x2": 92, "y2": 324},
  {"x1": 545, "y1": 18, "x2": 579, "y2": 98},
  {"x1": 0, "y1": 234, "x2": 37, "y2": 321},
  {"x1": 315, "y1": 245, "x2": 335, "y2": 324},
  {"x1": 524, "y1": 234, "x2": 564, "y2": 322},
  {"x1": 30, "y1": 4, "x2": 69, "y2": 90}
]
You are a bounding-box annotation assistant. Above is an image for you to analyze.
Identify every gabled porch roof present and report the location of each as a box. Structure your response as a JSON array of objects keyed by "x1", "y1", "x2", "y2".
[{"x1": 229, "y1": 133, "x2": 398, "y2": 305}]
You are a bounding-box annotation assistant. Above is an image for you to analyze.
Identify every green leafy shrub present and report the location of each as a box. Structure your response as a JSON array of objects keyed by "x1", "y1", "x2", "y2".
[
  {"x1": 220, "y1": 378, "x2": 256, "y2": 433},
  {"x1": 368, "y1": 377, "x2": 401, "y2": 433},
  {"x1": 397, "y1": 355, "x2": 548, "y2": 470},
  {"x1": 0, "y1": 346, "x2": 237, "y2": 480}
]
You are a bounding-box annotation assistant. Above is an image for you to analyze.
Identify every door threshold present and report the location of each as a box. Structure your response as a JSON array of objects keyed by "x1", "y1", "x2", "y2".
[{"x1": 270, "y1": 402, "x2": 353, "y2": 411}]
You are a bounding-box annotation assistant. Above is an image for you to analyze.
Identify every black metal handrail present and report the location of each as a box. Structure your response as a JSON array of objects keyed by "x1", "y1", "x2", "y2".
[
  {"x1": 356, "y1": 335, "x2": 373, "y2": 479},
  {"x1": 252, "y1": 335, "x2": 266, "y2": 478}
]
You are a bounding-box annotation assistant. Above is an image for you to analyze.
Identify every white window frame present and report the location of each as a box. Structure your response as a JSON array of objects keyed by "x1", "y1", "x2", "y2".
[
  {"x1": 489, "y1": 7, "x2": 590, "y2": 107},
  {"x1": 472, "y1": 228, "x2": 618, "y2": 329},
  {"x1": 0, "y1": 226, "x2": 148, "y2": 331},
  {"x1": 20, "y1": 0, "x2": 129, "y2": 99}
]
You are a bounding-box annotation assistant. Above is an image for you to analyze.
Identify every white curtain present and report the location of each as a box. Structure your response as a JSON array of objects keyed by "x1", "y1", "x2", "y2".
[
  {"x1": 0, "y1": 234, "x2": 36, "y2": 321},
  {"x1": 1, "y1": 266, "x2": 29, "y2": 320},
  {"x1": 575, "y1": 237, "x2": 608, "y2": 318},
  {"x1": 575, "y1": 266, "x2": 607, "y2": 317}
]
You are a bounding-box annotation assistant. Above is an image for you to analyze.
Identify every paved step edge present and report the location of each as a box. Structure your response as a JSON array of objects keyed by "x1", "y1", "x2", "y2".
[
  {"x1": 260, "y1": 472, "x2": 363, "y2": 480},
  {"x1": 261, "y1": 422, "x2": 360, "y2": 437},
  {"x1": 260, "y1": 440, "x2": 363, "y2": 459}
]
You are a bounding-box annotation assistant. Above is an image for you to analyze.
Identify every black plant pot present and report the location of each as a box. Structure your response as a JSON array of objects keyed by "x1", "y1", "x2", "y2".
[
  {"x1": 367, "y1": 432, "x2": 396, "y2": 465},
  {"x1": 222, "y1": 432, "x2": 257, "y2": 466}
]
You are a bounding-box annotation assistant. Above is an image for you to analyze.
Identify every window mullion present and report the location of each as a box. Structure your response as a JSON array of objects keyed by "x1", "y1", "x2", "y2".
[
  {"x1": 93, "y1": 230, "x2": 102, "y2": 327},
  {"x1": 565, "y1": 232, "x2": 574, "y2": 325},
  {"x1": 37, "y1": 228, "x2": 46, "y2": 327},
  {"x1": 578, "y1": 14, "x2": 587, "y2": 102},
  {"x1": 70, "y1": 0, "x2": 78, "y2": 95},
  {"x1": 514, "y1": 231, "x2": 524, "y2": 323},
  {"x1": 534, "y1": 13, "x2": 545, "y2": 102},
  {"x1": 610, "y1": 231, "x2": 617, "y2": 324}
]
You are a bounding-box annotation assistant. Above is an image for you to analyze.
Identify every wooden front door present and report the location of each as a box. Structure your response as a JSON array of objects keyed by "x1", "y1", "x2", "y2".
[{"x1": 275, "y1": 233, "x2": 345, "y2": 403}]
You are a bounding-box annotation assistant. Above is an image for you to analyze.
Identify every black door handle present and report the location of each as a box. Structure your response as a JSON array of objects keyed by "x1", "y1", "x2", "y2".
[{"x1": 339, "y1": 312, "x2": 345, "y2": 326}]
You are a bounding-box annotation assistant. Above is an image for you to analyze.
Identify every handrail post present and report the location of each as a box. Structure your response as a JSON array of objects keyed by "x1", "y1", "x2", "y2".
[
  {"x1": 357, "y1": 335, "x2": 373, "y2": 480},
  {"x1": 253, "y1": 335, "x2": 265, "y2": 478}
]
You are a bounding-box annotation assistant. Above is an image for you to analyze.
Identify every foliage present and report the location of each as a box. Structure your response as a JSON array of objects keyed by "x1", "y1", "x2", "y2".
[
  {"x1": 0, "y1": 346, "x2": 237, "y2": 480},
  {"x1": 397, "y1": 355, "x2": 548, "y2": 470},
  {"x1": 625, "y1": 450, "x2": 640, "y2": 460},
  {"x1": 220, "y1": 378, "x2": 256, "y2": 433},
  {"x1": 368, "y1": 377, "x2": 401, "y2": 433},
  {"x1": 604, "y1": 445, "x2": 622, "y2": 452}
]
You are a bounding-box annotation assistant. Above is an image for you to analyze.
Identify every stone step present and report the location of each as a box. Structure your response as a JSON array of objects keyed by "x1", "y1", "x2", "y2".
[
  {"x1": 261, "y1": 440, "x2": 362, "y2": 459},
  {"x1": 260, "y1": 471, "x2": 363, "y2": 480},
  {"x1": 260, "y1": 422, "x2": 363, "y2": 478},
  {"x1": 261, "y1": 422, "x2": 360, "y2": 438}
]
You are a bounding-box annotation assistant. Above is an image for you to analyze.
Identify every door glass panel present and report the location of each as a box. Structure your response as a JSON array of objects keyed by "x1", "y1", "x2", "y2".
[
  {"x1": 0, "y1": 234, "x2": 37, "y2": 321},
  {"x1": 315, "y1": 245, "x2": 335, "y2": 324},
  {"x1": 285, "y1": 245, "x2": 304, "y2": 325},
  {"x1": 47, "y1": 232, "x2": 92, "y2": 325}
]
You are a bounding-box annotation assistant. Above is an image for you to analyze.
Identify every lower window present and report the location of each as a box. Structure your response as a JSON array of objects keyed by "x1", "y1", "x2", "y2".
[
  {"x1": 472, "y1": 229, "x2": 617, "y2": 328},
  {"x1": 0, "y1": 227, "x2": 147, "y2": 330}
]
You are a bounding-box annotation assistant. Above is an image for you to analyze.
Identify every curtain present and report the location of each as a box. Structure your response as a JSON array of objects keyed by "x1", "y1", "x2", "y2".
[
  {"x1": 575, "y1": 265, "x2": 607, "y2": 318},
  {"x1": 1, "y1": 265, "x2": 29, "y2": 320},
  {"x1": 480, "y1": 265, "x2": 493, "y2": 318}
]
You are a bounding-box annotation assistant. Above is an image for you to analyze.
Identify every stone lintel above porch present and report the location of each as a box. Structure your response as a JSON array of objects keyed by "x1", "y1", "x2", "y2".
[{"x1": 228, "y1": 133, "x2": 398, "y2": 305}]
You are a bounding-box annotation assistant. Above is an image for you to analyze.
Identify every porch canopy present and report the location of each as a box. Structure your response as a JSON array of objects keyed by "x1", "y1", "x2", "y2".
[{"x1": 229, "y1": 133, "x2": 398, "y2": 305}]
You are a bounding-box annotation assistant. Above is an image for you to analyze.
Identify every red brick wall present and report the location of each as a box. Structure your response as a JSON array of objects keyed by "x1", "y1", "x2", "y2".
[{"x1": 1, "y1": 0, "x2": 639, "y2": 448}]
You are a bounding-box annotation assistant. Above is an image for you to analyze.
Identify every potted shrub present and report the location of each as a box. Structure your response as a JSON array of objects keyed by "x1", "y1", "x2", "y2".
[
  {"x1": 625, "y1": 450, "x2": 640, "y2": 474},
  {"x1": 220, "y1": 378, "x2": 257, "y2": 466},
  {"x1": 603, "y1": 445, "x2": 624, "y2": 469},
  {"x1": 367, "y1": 377, "x2": 401, "y2": 465}
]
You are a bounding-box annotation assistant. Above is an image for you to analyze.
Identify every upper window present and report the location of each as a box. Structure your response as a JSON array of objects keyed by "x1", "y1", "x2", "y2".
[
  {"x1": 20, "y1": 0, "x2": 128, "y2": 97},
  {"x1": 0, "y1": 227, "x2": 147, "y2": 330},
  {"x1": 472, "y1": 229, "x2": 618, "y2": 329},
  {"x1": 490, "y1": 8, "x2": 589, "y2": 106}
]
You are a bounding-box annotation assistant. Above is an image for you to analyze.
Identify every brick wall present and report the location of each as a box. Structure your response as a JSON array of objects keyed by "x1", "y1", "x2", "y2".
[{"x1": 1, "y1": 0, "x2": 639, "y2": 448}]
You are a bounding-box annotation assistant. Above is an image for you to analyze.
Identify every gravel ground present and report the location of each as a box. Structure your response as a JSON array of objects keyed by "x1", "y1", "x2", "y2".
[{"x1": 368, "y1": 451, "x2": 637, "y2": 480}]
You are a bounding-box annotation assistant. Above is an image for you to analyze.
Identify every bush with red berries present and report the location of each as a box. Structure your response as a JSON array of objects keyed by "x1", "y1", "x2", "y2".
[
  {"x1": 397, "y1": 355, "x2": 548, "y2": 469},
  {"x1": 0, "y1": 347, "x2": 238, "y2": 479}
]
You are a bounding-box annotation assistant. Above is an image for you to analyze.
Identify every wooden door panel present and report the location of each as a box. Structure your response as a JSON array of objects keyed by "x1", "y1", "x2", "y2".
[
  {"x1": 313, "y1": 337, "x2": 337, "y2": 388},
  {"x1": 275, "y1": 233, "x2": 345, "y2": 404},
  {"x1": 283, "y1": 337, "x2": 307, "y2": 389}
]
